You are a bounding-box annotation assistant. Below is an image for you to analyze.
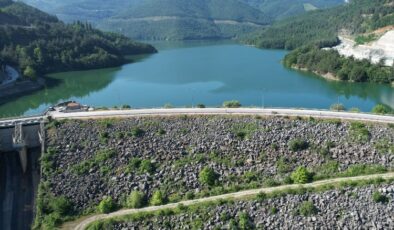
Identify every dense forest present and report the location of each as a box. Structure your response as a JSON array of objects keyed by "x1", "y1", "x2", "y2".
[
  {"x1": 22, "y1": 0, "x2": 272, "y2": 40},
  {"x1": 248, "y1": 0, "x2": 394, "y2": 50},
  {"x1": 239, "y1": 0, "x2": 344, "y2": 20},
  {"x1": 0, "y1": 0, "x2": 156, "y2": 79},
  {"x1": 284, "y1": 46, "x2": 394, "y2": 84},
  {"x1": 98, "y1": 0, "x2": 271, "y2": 40}
]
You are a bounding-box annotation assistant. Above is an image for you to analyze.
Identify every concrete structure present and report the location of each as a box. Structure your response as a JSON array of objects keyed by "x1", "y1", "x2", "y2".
[{"x1": 0, "y1": 120, "x2": 45, "y2": 173}]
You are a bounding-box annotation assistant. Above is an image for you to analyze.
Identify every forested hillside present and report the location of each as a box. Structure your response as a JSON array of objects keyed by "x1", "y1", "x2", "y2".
[
  {"x1": 97, "y1": 0, "x2": 272, "y2": 40},
  {"x1": 0, "y1": 0, "x2": 156, "y2": 78},
  {"x1": 284, "y1": 46, "x2": 394, "y2": 84},
  {"x1": 21, "y1": 0, "x2": 271, "y2": 40},
  {"x1": 272, "y1": 0, "x2": 394, "y2": 85},
  {"x1": 240, "y1": 0, "x2": 344, "y2": 20},
  {"x1": 20, "y1": 0, "x2": 347, "y2": 41},
  {"x1": 249, "y1": 0, "x2": 394, "y2": 50}
]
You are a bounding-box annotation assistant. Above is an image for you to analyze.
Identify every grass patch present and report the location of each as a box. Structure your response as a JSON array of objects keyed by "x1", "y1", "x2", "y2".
[
  {"x1": 355, "y1": 34, "x2": 377, "y2": 45},
  {"x1": 372, "y1": 191, "x2": 389, "y2": 204},
  {"x1": 231, "y1": 122, "x2": 259, "y2": 140},
  {"x1": 33, "y1": 182, "x2": 75, "y2": 230},
  {"x1": 349, "y1": 122, "x2": 371, "y2": 142},
  {"x1": 72, "y1": 149, "x2": 115, "y2": 175},
  {"x1": 374, "y1": 139, "x2": 394, "y2": 155}
]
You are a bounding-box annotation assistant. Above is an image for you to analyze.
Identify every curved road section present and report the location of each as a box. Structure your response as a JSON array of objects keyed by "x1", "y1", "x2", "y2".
[
  {"x1": 49, "y1": 108, "x2": 394, "y2": 124},
  {"x1": 68, "y1": 172, "x2": 394, "y2": 230}
]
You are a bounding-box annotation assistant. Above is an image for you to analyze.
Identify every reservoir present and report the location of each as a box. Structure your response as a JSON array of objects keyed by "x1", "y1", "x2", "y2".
[{"x1": 0, "y1": 41, "x2": 393, "y2": 117}]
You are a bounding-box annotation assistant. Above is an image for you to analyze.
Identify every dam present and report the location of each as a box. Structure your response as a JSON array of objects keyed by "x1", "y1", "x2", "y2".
[{"x1": 0, "y1": 117, "x2": 45, "y2": 230}]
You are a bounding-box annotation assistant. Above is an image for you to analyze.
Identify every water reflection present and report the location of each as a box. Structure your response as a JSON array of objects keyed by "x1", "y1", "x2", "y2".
[{"x1": 0, "y1": 42, "x2": 393, "y2": 117}]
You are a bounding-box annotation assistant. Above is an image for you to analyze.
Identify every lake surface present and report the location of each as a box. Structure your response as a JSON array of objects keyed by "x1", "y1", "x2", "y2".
[{"x1": 0, "y1": 40, "x2": 393, "y2": 117}]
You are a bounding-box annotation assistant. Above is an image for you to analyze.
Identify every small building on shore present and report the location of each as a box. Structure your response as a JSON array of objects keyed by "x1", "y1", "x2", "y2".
[{"x1": 53, "y1": 101, "x2": 89, "y2": 113}]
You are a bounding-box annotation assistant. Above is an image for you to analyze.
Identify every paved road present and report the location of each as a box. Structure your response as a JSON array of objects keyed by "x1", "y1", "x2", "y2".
[
  {"x1": 66, "y1": 172, "x2": 394, "y2": 230},
  {"x1": 49, "y1": 108, "x2": 394, "y2": 123}
]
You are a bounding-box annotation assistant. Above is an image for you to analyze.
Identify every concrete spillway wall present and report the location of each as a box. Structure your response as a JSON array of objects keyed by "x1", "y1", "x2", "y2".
[{"x1": 0, "y1": 124, "x2": 42, "y2": 152}]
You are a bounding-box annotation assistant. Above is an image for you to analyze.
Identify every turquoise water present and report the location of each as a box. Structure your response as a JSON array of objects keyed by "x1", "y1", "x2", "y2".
[{"x1": 0, "y1": 41, "x2": 393, "y2": 117}]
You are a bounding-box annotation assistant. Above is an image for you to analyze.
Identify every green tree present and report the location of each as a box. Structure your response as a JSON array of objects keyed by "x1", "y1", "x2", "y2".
[
  {"x1": 223, "y1": 100, "x2": 242, "y2": 108},
  {"x1": 291, "y1": 166, "x2": 312, "y2": 184},
  {"x1": 98, "y1": 197, "x2": 115, "y2": 214},
  {"x1": 372, "y1": 104, "x2": 392, "y2": 114},
  {"x1": 372, "y1": 191, "x2": 389, "y2": 203},
  {"x1": 199, "y1": 167, "x2": 218, "y2": 186},
  {"x1": 150, "y1": 190, "x2": 165, "y2": 206},
  {"x1": 238, "y1": 212, "x2": 253, "y2": 229},
  {"x1": 330, "y1": 103, "x2": 346, "y2": 111},
  {"x1": 23, "y1": 66, "x2": 37, "y2": 79},
  {"x1": 126, "y1": 191, "x2": 146, "y2": 208},
  {"x1": 288, "y1": 139, "x2": 309, "y2": 152},
  {"x1": 140, "y1": 160, "x2": 155, "y2": 173},
  {"x1": 298, "y1": 201, "x2": 318, "y2": 216}
]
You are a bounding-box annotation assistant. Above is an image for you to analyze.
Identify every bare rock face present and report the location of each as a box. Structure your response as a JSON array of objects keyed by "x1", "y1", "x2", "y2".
[
  {"x1": 44, "y1": 116, "x2": 394, "y2": 212},
  {"x1": 332, "y1": 30, "x2": 394, "y2": 67}
]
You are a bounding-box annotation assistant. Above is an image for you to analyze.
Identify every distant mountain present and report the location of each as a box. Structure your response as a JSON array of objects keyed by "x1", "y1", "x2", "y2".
[
  {"x1": 20, "y1": 0, "x2": 139, "y2": 23},
  {"x1": 0, "y1": 0, "x2": 156, "y2": 78},
  {"x1": 248, "y1": 0, "x2": 394, "y2": 50},
  {"x1": 21, "y1": 0, "x2": 271, "y2": 40},
  {"x1": 97, "y1": 0, "x2": 272, "y2": 40},
  {"x1": 240, "y1": 0, "x2": 345, "y2": 20}
]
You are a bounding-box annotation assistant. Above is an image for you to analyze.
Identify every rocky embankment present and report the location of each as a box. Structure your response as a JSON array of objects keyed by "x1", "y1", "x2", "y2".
[
  {"x1": 112, "y1": 183, "x2": 394, "y2": 229},
  {"x1": 45, "y1": 116, "x2": 394, "y2": 212}
]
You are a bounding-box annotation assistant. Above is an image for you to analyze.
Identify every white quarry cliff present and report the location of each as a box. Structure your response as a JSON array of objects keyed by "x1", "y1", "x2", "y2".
[{"x1": 331, "y1": 30, "x2": 394, "y2": 67}]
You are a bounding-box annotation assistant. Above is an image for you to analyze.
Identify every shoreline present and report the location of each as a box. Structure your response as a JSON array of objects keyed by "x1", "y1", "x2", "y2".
[
  {"x1": 0, "y1": 78, "x2": 45, "y2": 103},
  {"x1": 291, "y1": 65, "x2": 340, "y2": 82}
]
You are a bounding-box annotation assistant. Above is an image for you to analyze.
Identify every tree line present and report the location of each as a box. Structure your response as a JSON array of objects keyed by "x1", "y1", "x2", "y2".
[
  {"x1": 0, "y1": 1, "x2": 156, "y2": 79},
  {"x1": 284, "y1": 46, "x2": 394, "y2": 84}
]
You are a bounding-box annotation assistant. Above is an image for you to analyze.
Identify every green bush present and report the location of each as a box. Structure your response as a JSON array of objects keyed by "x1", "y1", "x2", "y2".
[
  {"x1": 98, "y1": 197, "x2": 115, "y2": 214},
  {"x1": 339, "y1": 164, "x2": 387, "y2": 177},
  {"x1": 126, "y1": 191, "x2": 146, "y2": 208},
  {"x1": 49, "y1": 196, "x2": 72, "y2": 215},
  {"x1": 270, "y1": 207, "x2": 279, "y2": 214},
  {"x1": 330, "y1": 103, "x2": 346, "y2": 111},
  {"x1": 199, "y1": 167, "x2": 218, "y2": 186},
  {"x1": 313, "y1": 161, "x2": 339, "y2": 180},
  {"x1": 150, "y1": 190, "x2": 165, "y2": 206},
  {"x1": 256, "y1": 192, "x2": 267, "y2": 201},
  {"x1": 157, "y1": 128, "x2": 166, "y2": 135},
  {"x1": 349, "y1": 107, "x2": 361, "y2": 113},
  {"x1": 238, "y1": 212, "x2": 253, "y2": 230},
  {"x1": 372, "y1": 104, "x2": 392, "y2": 114},
  {"x1": 122, "y1": 104, "x2": 131, "y2": 109},
  {"x1": 140, "y1": 160, "x2": 155, "y2": 174},
  {"x1": 374, "y1": 139, "x2": 394, "y2": 155},
  {"x1": 289, "y1": 139, "x2": 309, "y2": 152},
  {"x1": 291, "y1": 167, "x2": 313, "y2": 184},
  {"x1": 372, "y1": 191, "x2": 389, "y2": 203},
  {"x1": 223, "y1": 100, "x2": 241, "y2": 108},
  {"x1": 231, "y1": 123, "x2": 259, "y2": 140},
  {"x1": 196, "y1": 104, "x2": 206, "y2": 108},
  {"x1": 349, "y1": 122, "x2": 371, "y2": 142},
  {"x1": 130, "y1": 127, "x2": 145, "y2": 137},
  {"x1": 298, "y1": 201, "x2": 318, "y2": 216},
  {"x1": 276, "y1": 157, "x2": 292, "y2": 174}
]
